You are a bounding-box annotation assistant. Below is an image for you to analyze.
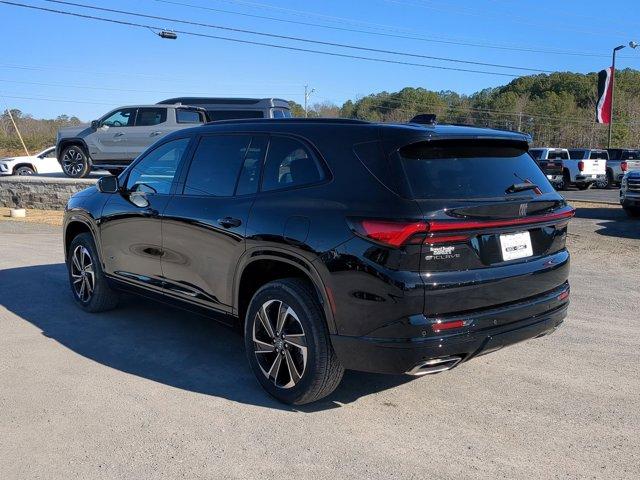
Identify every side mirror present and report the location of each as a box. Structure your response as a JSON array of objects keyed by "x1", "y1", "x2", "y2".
[
  {"x1": 97, "y1": 175, "x2": 119, "y2": 193},
  {"x1": 90, "y1": 120, "x2": 100, "y2": 130}
]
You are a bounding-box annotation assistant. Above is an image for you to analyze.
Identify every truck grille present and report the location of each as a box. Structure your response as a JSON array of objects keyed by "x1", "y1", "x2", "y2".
[{"x1": 628, "y1": 178, "x2": 640, "y2": 192}]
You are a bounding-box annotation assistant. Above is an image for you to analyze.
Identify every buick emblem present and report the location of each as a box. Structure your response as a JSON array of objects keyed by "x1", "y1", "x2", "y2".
[{"x1": 518, "y1": 203, "x2": 528, "y2": 217}]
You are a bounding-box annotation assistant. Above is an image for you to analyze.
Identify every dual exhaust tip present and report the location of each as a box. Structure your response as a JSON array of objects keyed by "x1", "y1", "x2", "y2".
[{"x1": 406, "y1": 356, "x2": 462, "y2": 376}]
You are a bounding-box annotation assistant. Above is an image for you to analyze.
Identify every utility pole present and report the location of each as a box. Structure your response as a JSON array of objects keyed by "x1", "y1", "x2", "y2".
[
  {"x1": 304, "y1": 85, "x2": 315, "y2": 118},
  {"x1": 4, "y1": 108, "x2": 29, "y2": 156}
]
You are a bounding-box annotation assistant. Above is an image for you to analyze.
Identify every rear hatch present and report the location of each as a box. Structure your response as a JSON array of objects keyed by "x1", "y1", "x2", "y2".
[{"x1": 392, "y1": 139, "x2": 572, "y2": 316}]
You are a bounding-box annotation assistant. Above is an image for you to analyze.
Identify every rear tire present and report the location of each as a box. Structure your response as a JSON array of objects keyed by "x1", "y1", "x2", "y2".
[
  {"x1": 67, "y1": 232, "x2": 119, "y2": 312},
  {"x1": 61, "y1": 145, "x2": 91, "y2": 178},
  {"x1": 244, "y1": 278, "x2": 344, "y2": 405}
]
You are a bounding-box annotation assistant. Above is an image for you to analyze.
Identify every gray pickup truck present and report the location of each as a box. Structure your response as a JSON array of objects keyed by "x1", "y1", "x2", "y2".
[{"x1": 607, "y1": 148, "x2": 640, "y2": 187}]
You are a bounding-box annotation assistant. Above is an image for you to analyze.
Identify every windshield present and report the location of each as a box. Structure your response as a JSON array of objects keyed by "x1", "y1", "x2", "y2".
[
  {"x1": 547, "y1": 150, "x2": 569, "y2": 160},
  {"x1": 589, "y1": 151, "x2": 608, "y2": 159},
  {"x1": 397, "y1": 141, "x2": 555, "y2": 199}
]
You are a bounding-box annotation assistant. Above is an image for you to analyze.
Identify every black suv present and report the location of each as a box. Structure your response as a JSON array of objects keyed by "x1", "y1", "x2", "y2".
[{"x1": 63, "y1": 119, "x2": 573, "y2": 404}]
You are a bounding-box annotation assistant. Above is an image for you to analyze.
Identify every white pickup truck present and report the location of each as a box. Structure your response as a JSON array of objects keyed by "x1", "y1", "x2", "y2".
[{"x1": 567, "y1": 149, "x2": 608, "y2": 190}]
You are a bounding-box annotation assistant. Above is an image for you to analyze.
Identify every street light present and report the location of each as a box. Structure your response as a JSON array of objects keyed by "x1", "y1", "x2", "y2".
[{"x1": 608, "y1": 41, "x2": 638, "y2": 148}]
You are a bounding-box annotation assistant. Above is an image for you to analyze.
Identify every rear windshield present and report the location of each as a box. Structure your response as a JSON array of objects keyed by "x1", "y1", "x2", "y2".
[
  {"x1": 396, "y1": 141, "x2": 555, "y2": 199},
  {"x1": 589, "y1": 150, "x2": 608, "y2": 159},
  {"x1": 529, "y1": 149, "x2": 542, "y2": 159},
  {"x1": 568, "y1": 149, "x2": 586, "y2": 159},
  {"x1": 207, "y1": 110, "x2": 264, "y2": 120},
  {"x1": 622, "y1": 150, "x2": 640, "y2": 159},
  {"x1": 547, "y1": 150, "x2": 569, "y2": 160}
]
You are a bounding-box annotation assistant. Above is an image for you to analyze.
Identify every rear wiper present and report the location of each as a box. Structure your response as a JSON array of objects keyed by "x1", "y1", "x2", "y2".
[{"x1": 505, "y1": 182, "x2": 540, "y2": 194}]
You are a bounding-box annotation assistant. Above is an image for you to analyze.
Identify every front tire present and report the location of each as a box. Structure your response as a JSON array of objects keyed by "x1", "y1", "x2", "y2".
[
  {"x1": 67, "y1": 233, "x2": 119, "y2": 312},
  {"x1": 244, "y1": 278, "x2": 344, "y2": 405},
  {"x1": 14, "y1": 165, "x2": 35, "y2": 176},
  {"x1": 61, "y1": 145, "x2": 91, "y2": 178}
]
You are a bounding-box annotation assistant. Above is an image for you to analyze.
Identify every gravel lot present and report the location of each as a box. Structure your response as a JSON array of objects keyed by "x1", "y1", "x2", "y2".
[{"x1": 0, "y1": 207, "x2": 638, "y2": 479}]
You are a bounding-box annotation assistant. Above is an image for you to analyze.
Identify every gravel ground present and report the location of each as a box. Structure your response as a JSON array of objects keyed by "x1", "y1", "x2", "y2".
[{"x1": 0, "y1": 207, "x2": 638, "y2": 479}]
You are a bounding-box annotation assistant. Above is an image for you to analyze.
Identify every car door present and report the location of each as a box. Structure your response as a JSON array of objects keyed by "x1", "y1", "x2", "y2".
[
  {"x1": 93, "y1": 108, "x2": 137, "y2": 161},
  {"x1": 160, "y1": 134, "x2": 268, "y2": 311},
  {"x1": 100, "y1": 136, "x2": 193, "y2": 292},
  {"x1": 36, "y1": 147, "x2": 61, "y2": 174},
  {"x1": 128, "y1": 107, "x2": 174, "y2": 157}
]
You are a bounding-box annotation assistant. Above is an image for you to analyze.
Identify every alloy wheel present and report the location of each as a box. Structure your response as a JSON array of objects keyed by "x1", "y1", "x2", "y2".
[
  {"x1": 62, "y1": 148, "x2": 86, "y2": 176},
  {"x1": 252, "y1": 299, "x2": 308, "y2": 389},
  {"x1": 71, "y1": 245, "x2": 95, "y2": 302}
]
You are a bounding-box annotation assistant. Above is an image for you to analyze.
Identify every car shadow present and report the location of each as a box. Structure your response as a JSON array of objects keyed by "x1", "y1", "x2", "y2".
[
  {"x1": 573, "y1": 206, "x2": 640, "y2": 240},
  {"x1": 0, "y1": 263, "x2": 411, "y2": 412}
]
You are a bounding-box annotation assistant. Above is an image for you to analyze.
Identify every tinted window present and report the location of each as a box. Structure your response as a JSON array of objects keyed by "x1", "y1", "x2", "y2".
[
  {"x1": 548, "y1": 150, "x2": 569, "y2": 160},
  {"x1": 568, "y1": 149, "x2": 586, "y2": 159},
  {"x1": 623, "y1": 150, "x2": 640, "y2": 160},
  {"x1": 236, "y1": 136, "x2": 268, "y2": 196},
  {"x1": 261, "y1": 137, "x2": 325, "y2": 191},
  {"x1": 176, "y1": 109, "x2": 205, "y2": 124},
  {"x1": 135, "y1": 108, "x2": 167, "y2": 126},
  {"x1": 102, "y1": 108, "x2": 136, "y2": 127},
  {"x1": 207, "y1": 110, "x2": 264, "y2": 120},
  {"x1": 529, "y1": 149, "x2": 542, "y2": 160},
  {"x1": 126, "y1": 138, "x2": 190, "y2": 194},
  {"x1": 589, "y1": 150, "x2": 608, "y2": 159},
  {"x1": 39, "y1": 148, "x2": 56, "y2": 158},
  {"x1": 396, "y1": 141, "x2": 554, "y2": 199},
  {"x1": 272, "y1": 109, "x2": 292, "y2": 118},
  {"x1": 183, "y1": 135, "x2": 252, "y2": 196}
]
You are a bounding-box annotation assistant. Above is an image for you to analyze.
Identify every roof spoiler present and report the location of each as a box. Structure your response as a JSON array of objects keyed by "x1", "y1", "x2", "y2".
[{"x1": 409, "y1": 114, "x2": 437, "y2": 125}]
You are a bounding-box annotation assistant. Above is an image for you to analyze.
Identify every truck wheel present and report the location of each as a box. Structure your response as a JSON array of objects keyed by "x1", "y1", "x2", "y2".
[
  {"x1": 61, "y1": 145, "x2": 91, "y2": 178},
  {"x1": 244, "y1": 278, "x2": 344, "y2": 405}
]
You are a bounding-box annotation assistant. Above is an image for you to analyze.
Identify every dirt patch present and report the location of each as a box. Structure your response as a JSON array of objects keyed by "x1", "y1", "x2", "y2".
[{"x1": 0, "y1": 208, "x2": 64, "y2": 227}]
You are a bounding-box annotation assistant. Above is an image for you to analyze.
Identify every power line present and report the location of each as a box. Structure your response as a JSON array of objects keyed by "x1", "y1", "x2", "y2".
[
  {"x1": 45, "y1": 0, "x2": 552, "y2": 73},
  {"x1": 0, "y1": 1, "x2": 525, "y2": 78},
  {"x1": 150, "y1": 0, "x2": 622, "y2": 58}
]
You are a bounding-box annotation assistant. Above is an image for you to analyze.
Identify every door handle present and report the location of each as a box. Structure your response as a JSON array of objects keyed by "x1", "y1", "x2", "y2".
[
  {"x1": 150, "y1": 131, "x2": 162, "y2": 137},
  {"x1": 114, "y1": 132, "x2": 125, "y2": 137},
  {"x1": 217, "y1": 217, "x2": 242, "y2": 228}
]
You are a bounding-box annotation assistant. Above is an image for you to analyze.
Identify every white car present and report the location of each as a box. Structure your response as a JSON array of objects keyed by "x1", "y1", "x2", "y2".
[{"x1": 0, "y1": 147, "x2": 62, "y2": 176}]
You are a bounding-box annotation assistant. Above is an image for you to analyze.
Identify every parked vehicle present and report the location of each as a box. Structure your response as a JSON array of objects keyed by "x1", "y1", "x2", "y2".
[
  {"x1": 56, "y1": 104, "x2": 207, "y2": 178},
  {"x1": 63, "y1": 119, "x2": 573, "y2": 404},
  {"x1": 157, "y1": 97, "x2": 292, "y2": 120},
  {"x1": 606, "y1": 148, "x2": 640, "y2": 186},
  {"x1": 528, "y1": 148, "x2": 568, "y2": 189},
  {"x1": 0, "y1": 147, "x2": 60, "y2": 176},
  {"x1": 620, "y1": 171, "x2": 640, "y2": 217},
  {"x1": 567, "y1": 149, "x2": 608, "y2": 189},
  {"x1": 623, "y1": 156, "x2": 640, "y2": 175}
]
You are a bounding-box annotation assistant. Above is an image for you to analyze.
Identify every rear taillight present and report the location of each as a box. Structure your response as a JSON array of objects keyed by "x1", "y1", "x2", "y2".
[
  {"x1": 621, "y1": 161, "x2": 628, "y2": 172},
  {"x1": 432, "y1": 319, "x2": 465, "y2": 333},
  {"x1": 578, "y1": 161, "x2": 585, "y2": 172},
  {"x1": 356, "y1": 220, "x2": 428, "y2": 247},
  {"x1": 350, "y1": 208, "x2": 575, "y2": 248}
]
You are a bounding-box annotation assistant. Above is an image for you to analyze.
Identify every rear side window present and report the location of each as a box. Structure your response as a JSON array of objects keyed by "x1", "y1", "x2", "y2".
[
  {"x1": 272, "y1": 109, "x2": 292, "y2": 118},
  {"x1": 261, "y1": 137, "x2": 325, "y2": 192},
  {"x1": 207, "y1": 110, "x2": 264, "y2": 120},
  {"x1": 590, "y1": 150, "x2": 608, "y2": 159},
  {"x1": 183, "y1": 135, "x2": 252, "y2": 196},
  {"x1": 176, "y1": 109, "x2": 205, "y2": 124},
  {"x1": 135, "y1": 108, "x2": 167, "y2": 126},
  {"x1": 396, "y1": 141, "x2": 555, "y2": 199}
]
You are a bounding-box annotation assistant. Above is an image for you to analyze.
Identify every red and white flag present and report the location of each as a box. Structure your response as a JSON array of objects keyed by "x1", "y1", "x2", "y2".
[{"x1": 596, "y1": 67, "x2": 614, "y2": 124}]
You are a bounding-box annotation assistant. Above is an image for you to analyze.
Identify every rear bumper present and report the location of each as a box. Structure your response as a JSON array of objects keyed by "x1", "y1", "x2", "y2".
[
  {"x1": 575, "y1": 174, "x2": 605, "y2": 184},
  {"x1": 331, "y1": 285, "x2": 569, "y2": 375}
]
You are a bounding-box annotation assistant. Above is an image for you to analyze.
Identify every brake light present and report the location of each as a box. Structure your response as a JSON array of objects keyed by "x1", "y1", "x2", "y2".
[
  {"x1": 578, "y1": 161, "x2": 585, "y2": 172},
  {"x1": 432, "y1": 320, "x2": 465, "y2": 333},
  {"x1": 357, "y1": 220, "x2": 428, "y2": 247},
  {"x1": 621, "y1": 161, "x2": 628, "y2": 172},
  {"x1": 557, "y1": 290, "x2": 570, "y2": 302},
  {"x1": 351, "y1": 209, "x2": 574, "y2": 247}
]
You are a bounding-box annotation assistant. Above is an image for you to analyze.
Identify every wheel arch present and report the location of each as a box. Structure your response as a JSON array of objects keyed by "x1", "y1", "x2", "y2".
[
  {"x1": 64, "y1": 217, "x2": 100, "y2": 262},
  {"x1": 12, "y1": 162, "x2": 37, "y2": 174},
  {"x1": 234, "y1": 250, "x2": 336, "y2": 334},
  {"x1": 58, "y1": 139, "x2": 92, "y2": 163}
]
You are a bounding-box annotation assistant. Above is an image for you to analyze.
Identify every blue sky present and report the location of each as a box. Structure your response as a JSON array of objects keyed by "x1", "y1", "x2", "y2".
[{"x1": 1, "y1": 0, "x2": 639, "y2": 120}]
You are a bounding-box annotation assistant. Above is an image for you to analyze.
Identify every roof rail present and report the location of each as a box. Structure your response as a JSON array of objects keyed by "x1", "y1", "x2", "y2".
[{"x1": 204, "y1": 117, "x2": 371, "y2": 126}]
